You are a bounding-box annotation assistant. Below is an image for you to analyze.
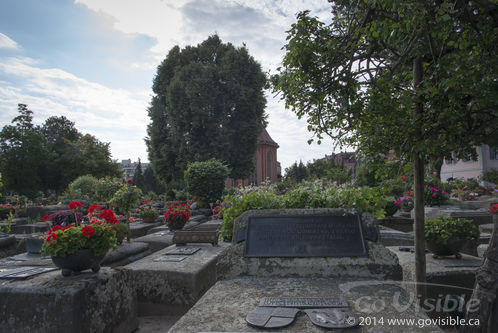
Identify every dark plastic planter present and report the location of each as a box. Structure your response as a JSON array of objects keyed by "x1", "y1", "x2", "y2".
[
  {"x1": 52, "y1": 249, "x2": 105, "y2": 277},
  {"x1": 426, "y1": 239, "x2": 467, "y2": 259}
]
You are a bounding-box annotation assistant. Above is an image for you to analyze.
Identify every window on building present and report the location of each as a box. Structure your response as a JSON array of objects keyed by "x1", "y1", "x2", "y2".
[
  {"x1": 266, "y1": 151, "x2": 273, "y2": 181},
  {"x1": 490, "y1": 146, "x2": 498, "y2": 160}
]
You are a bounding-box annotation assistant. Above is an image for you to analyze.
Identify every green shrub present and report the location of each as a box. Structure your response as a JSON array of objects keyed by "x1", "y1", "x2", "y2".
[
  {"x1": 482, "y1": 168, "x2": 498, "y2": 184},
  {"x1": 425, "y1": 216, "x2": 479, "y2": 244},
  {"x1": 110, "y1": 184, "x2": 142, "y2": 215},
  {"x1": 94, "y1": 177, "x2": 122, "y2": 202},
  {"x1": 220, "y1": 180, "x2": 389, "y2": 239},
  {"x1": 221, "y1": 187, "x2": 283, "y2": 238},
  {"x1": 66, "y1": 175, "x2": 98, "y2": 200},
  {"x1": 185, "y1": 159, "x2": 229, "y2": 204}
]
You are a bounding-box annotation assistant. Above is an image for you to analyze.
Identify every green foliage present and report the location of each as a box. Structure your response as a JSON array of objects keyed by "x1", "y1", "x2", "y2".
[
  {"x1": 0, "y1": 104, "x2": 48, "y2": 198},
  {"x1": 425, "y1": 216, "x2": 479, "y2": 245},
  {"x1": 41, "y1": 224, "x2": 117, "y2": 257},
  {"x1": 110, "y1": 184, "x2": 142, "y2": 215},
  {"x1": 94, "y1": 177, "x2": 122, "y2": 202},
  {"x1": 482, "y1": 168, "x2": 498, "y2": 184},
  {"x1": 221, "y1": 186, "x2": 283, "y2": 238},
  {"x1": 133, "y1": 159, "x2": 146, "y2": 192},
  {"x1": 185, "y1": 159, "x2": 229, "y2": 203},
  {"x1": 66, "y1": 175, "x2": 98, "y2": 200},
  {"x1": 146, "y1": 35, "x2": 267, "y2": 185},
  {"x1": 284, "y1": 161, "x2": 307, "y2": 183},
  {"x1": 220, "y1": 180, "x2": 389, "y2": 238},
  {"x1": 143, "y1": 166, "x2": 161, "y2": 194}
]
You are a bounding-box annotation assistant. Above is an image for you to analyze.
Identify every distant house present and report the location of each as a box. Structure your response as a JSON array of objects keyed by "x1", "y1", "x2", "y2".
[
  {"x1": 120, "y1": 159, "x2": 150, "y2": 180},
  {"x1": 440, "y1": 145, "x2": 498, "y2": 181},
  {"x1": 225, "y1": 128, "x2": 281, "y2": 187},
  {"x1": 324, "y1": 151, "x2": 357, "y2": 177}
]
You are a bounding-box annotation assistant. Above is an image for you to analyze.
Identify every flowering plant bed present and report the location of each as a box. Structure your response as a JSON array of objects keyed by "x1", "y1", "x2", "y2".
[
  {"x1": 164, "y1": 203, "x2": 191, "y2": 231},
  {"x1": 394, "y1": 195, "x2": 414, "y2": 211},
  {"x1": 41, "y1": 223, "x2": 116, "y2": 257}
]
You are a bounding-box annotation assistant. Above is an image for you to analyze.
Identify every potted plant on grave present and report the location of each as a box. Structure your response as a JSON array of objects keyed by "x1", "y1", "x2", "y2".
[
  {"x1": 424, "y1": 216, "x2": 480, "y2": 259},
  {"x1": 41, "y1": 222, "x2": 117, "y2": 277},
  {"x1": 164, "y1": 203, "x2": 191, "y2": 231},
  {"x1": 137, "y1": 205, "x2": 159, "y2": 223},
  {"x1": 95, "y1": 208, "x2": 130, "y2": 245}
]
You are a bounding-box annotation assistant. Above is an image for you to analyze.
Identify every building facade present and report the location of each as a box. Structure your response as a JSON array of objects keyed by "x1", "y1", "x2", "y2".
[
  {"x1": 440, "y1": 145, "x2": 498, "y2": 181},
  {"x1": 324, "y1": 151, "x2": 357, "y2": 177},
  {"x1": 120, "y1": 159, "x2": 150, "y2": 180},
  {"x1": 225, "y1": 128, "x2": 280, "y2": 187}
]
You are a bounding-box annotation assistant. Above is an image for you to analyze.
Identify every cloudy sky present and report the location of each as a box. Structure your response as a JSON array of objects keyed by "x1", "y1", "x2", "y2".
[{"x1": 0, "y1": 0, "x2": 338, "y2": 171}]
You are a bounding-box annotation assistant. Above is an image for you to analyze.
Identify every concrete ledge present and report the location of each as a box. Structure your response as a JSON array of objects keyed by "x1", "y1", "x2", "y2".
[
  {"x1": 169, "y1": 277, "x2": 442, "y2": 333},
  {"x1": 125, "y1": 243, "x2": 230, "y2": 309},
  {"x1": 0, "y1": 267, "x2": 138, "y2": 333},
  {"x1": 379, "y1": 226, "x2": 414, "y2": 246}
]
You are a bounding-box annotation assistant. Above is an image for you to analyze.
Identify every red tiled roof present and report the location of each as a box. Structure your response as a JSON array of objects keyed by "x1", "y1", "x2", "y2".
[{"x1": 258, "y1": 128, "x2": 279, "y2": 148}]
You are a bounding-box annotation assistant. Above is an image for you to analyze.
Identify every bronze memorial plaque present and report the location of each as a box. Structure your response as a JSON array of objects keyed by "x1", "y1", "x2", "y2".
[
  {"x1": 244, "y1": 214, "x2": 367, "y2": 257},
  {"x1": 259, "y1": 297, "x2": 348, "y2": 308}
]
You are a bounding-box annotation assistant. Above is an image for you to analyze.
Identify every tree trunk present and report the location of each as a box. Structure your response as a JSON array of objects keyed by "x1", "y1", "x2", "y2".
[
  {"x1": 413, "y1": 57, "x2": 426, "y2": 302},
  {"x1": 460, "y1": 221, "x2": 498, "y2": 333}
]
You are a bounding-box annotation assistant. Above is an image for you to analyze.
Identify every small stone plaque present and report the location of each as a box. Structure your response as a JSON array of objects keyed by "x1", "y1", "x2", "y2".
[
  {"x1": 246, "y1": 307, "x2": 298, "y2": 328},
  {"x1": 166, "y1": 246, "x2": 201, "y2": 255},
  {"x1": 259, "y1": 297, "x2": 348, "y2": 308},
  {"x1": 0, "y1": 266, "x2": 57, "y2": 279},
  {"x1": 153, "y1": 256, "x2": 186, "y2": 262},
  {"x1": 173, "y1": 230, "x2": 218, "y2": 246},
  {"x1": 245, "y1": 214, "x2": 367, "y2": 257},
  {"x1": 304, "y1": 308, "x2": 358, "y2": 329}
]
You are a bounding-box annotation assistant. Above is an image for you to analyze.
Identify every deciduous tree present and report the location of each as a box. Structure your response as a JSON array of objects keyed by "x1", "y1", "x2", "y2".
[{"x1": 146, "y1": 35, "x2": 267, "y2": 185}]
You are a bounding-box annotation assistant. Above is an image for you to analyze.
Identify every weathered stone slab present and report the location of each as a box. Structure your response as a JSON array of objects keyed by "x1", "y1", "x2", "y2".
[
  {"x1": 130, "y1": 222, "x2": 162, "y2": 238},
  {"x1": 101, "y1": 241, "x2": 150, "y2": 266},
  {"x1": 125, "y1": 243, "x2": 230, "y2": 310},
  {"x1": 191, "y1": 219, "x2": 223, "y2": 231},
  {"x1": 219, "y1": 209, "x2": 398, "y2": 280},
  {"x1": 0, "y1": 267, "x2": 138, "y2": 333},
  {"x1": 173, "y1": 230, "x2": 219, "y2": 246},
  {"x1": 168, "y1": 277, "x2": 442, "y2": 333},
  {"x1": 379, "y1": 226, "x2": 414, "y2": 246},
  {"x1": 244, "y1": 214, "x2": 367, "y2": 257},
  {"x1": 134, "y1": 231, "x2": 174, "y2": 252},
  {"x1": 379, "y1": 216, "x2": 414, "y2": 233},
  {"x1": 388, "y1": 247, "x2": 478, "y2": 306},
  {"x1": 9, "y1": 222, "x2": 49, "y2": 234}
]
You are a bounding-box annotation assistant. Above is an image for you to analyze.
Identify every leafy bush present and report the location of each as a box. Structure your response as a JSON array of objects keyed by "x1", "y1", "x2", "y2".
[
  {"x1": 220, "y1": 180, "x2": 388, "y2": 239},
  {"x1": 425, "y1": 216, "x2": 479, "y2": 245},
  {"x1": 482, "y1": 168, "x2": 498, "y2": 184},
  {"x1": 221, "y1": 187, "x2": 283, "y2": 238},
  {"x1": 185, "y1": 159, "x2": 229, "y2": 204},
  {"x1": 94, "y1": 177, "x2": 122, "y2": 202},
  {"x1": 424, "y1": 186, "x2": 449, "y2": 206},
  {"x1": 110, "y1": 184, "x2": 142, "y2": 215},
  {"x1": 66, "y1": 175, "x2": 98, "y2": 200}
]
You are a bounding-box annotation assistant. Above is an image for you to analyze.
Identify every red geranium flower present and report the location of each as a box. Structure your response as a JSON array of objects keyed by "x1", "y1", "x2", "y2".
[
  {"x1": 81, "y1": 225, "x2": 95, "y2": 237},
  {"x1": 48, "y1": 225, "x2": 62, "y2": 234},
  {"x1": 98, "y1": 209, "x2": 118, "y2": 224},
  {"x1": 88, "y1": 204, "x2": 102, "y2": 213},
  {"x1": 42, "y1": 214, "x2": 50, "y2": 222},
  {"x1": 490, "y1": 204, "x2": 498, "y2": 215},
  {"x1": 68, "y1": 201, "x2": 83, "y2": 209},
  {"x1": 46, "y1": 233, "x2": 57, "y2": 242}
]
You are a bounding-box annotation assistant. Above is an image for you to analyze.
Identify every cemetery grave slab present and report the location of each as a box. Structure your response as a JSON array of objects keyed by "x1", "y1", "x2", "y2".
[
  {"x1": 129, "y1": 221, "x2": 162, "y2": 238},
  {"x1": 219, "y1": 209, "x2": 401, "y2": 280},
  {"x1": 124, "y1": 243, "x2": 231, "y2": 312},
  {"x1": 168, "y1": 277, "x2": 442, "y2": 333},
  {"x1": 0, "y1": 267, "x2": 137, "y2": 333},
  {"x1": 388, "y1": 247, "x2": 479, "y2": 307},
  {"x1": 379, "y1": 226, "x2": 414, "y2": 246},
  {"x1": 101, "y1": 240, "x2": 150, "y2": 266},
  {"x1": 134, "y1": 231, "x2": 174, "y2": 252}
]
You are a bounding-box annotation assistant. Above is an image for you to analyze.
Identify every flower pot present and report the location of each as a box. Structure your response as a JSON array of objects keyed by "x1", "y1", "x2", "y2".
[
  {"x1": 26, "y1": 237, "x2": 44, "y2": 254},
  {"x1": 51, "y1": 249, "x2": 105, "y2": 277},
  {"x1": 402, "y1": 206, "x2": 413, "y2": 212},
  {"x1": 142, "y1": 217, "x2": 157, "y2": 223},
  {"x1": 167, "y1": 217, "x2": 186, "y2": 231},
  {"x1": 427, "y1": 239, "x2": 467, "y2": 259}
]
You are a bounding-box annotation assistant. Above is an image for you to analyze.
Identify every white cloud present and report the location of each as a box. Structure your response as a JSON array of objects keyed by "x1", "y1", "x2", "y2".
[
  {"x1": 0, "y1": 56, "x2": 151, "y2": 162},
  {"x1": 0, "y1": 33, "x2": 19, "y2": 49}
]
